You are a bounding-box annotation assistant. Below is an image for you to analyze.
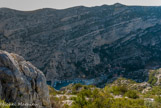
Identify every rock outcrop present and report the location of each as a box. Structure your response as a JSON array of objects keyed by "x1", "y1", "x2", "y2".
[
  {"x1": 0, "y1": 50, "x2": 51, "y2": 107},
  {"x1": 1, "y1": 4, "x2": 161, "y2": 86}
]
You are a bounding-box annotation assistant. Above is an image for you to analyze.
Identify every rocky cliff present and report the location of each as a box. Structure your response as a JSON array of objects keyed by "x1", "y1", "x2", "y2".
[
  {"x1": 0, "y1": 50, "x2": 51, "y2": 107},
  {"x1": 1, "y1": 4, "x2": 161, "y2": 87}
]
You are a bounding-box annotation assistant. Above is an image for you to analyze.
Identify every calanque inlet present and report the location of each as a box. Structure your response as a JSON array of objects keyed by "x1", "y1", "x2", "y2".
[{"x1": 0, "y1": 3, "x2": 161, "y2": 108}]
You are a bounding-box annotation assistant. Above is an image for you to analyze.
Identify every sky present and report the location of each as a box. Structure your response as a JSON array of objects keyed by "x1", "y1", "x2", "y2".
[{"x1": 0, "y1": 0, "x2": 161, "y2": 11}]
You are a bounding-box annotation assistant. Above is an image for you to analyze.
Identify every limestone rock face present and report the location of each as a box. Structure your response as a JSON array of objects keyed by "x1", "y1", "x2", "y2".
[
  {"x1": 1, "y1": 4, "x2": 161, "y2": 86},
  {"x1": 0, "y1": 50, "x2": 51, "y2": 107}
]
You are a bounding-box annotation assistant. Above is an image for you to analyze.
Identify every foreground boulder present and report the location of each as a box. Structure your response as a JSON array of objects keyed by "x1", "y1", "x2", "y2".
[{"x1": 0, "y1": 50, "x2": 51, "y2": 107}]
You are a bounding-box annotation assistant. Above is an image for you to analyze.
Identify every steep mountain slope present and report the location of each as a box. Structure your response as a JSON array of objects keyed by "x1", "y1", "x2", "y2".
[{"x1": 1, "y1": 4, "x2": 161, "y2": 87}]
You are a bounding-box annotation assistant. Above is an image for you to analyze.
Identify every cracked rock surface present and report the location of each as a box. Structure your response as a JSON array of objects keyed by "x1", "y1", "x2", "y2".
[{"x1": 0, "y1": 50, "x2": 51, "y2": 108}]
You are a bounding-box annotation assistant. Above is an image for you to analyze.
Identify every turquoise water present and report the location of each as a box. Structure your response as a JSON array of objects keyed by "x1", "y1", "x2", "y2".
[
  {"x1": 50, "y1": 75, "x2": 108, "y2": 90},
  {"x1": 54, "y1": 82, "x2": 72, "y2": 90},
  {"x1": 53, "y1": 80, "x2": 84, "y2": 90}
]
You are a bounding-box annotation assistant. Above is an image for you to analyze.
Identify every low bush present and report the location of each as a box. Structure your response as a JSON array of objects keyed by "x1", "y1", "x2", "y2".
[
  {"x1": 110, "y1": 85, "x2": 128, "y2": 95},
  {"x1": 148, "y1": 70, "x2": 158, "y2": 86},
  {"x1": 125, "y1": 90, "x2": 139, "y2": 99},
  {"x1": 155, "y1": 96, "x2": 161, "y2": 103}
]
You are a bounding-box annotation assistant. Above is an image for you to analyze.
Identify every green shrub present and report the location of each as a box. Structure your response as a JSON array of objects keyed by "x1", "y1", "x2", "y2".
[
  {"x1": 125, "y1": 90, "x2": 139, "y2": 99},
  {"x1": 0, "y1": 99, "x2": 10, "y2": 108},
  {"x1": 72, "y1": 83, "x2": 82, "y2": 91},
  {"x1": 148, "y1": 70, "x2": 158, "y2": 86},
  {"x1": 145, "y1": 86, "x2": 161, "y2": 98},
  {"x1": 63, "y1": 104, "x2": 69, "y2": 108},
  {"x1": 72, "y1": 97, "x2": 147, "y2": 108},
  {"x1": 155, "y1": 96, "x2": 161, "y2": 103},
  {"x1": 70, "y1": 97, "x2": 76, "y2": 100},
  {"x1": 110, "y1": 86, "x2": 127, "y2": 95},
  {"x1": 79, "y1": 89, "x2": 92, "y2": 98},
  {"x1": 71, "y1": 93, "x2": 88, "y2": 108},
  {"x1": 91, "y1": 89, "x2": 99, "y2": 99},
  {"x1": 109, "y1": 98, "x2": 146, "y2": 108},
  {"x1": 72, "y1": 83, "x2": 83, "y2": 94}
]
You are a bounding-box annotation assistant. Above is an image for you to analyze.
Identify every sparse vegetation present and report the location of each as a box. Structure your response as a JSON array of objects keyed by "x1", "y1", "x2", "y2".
[
  {"x1": 148, "y1": 70, "x2": 158, "y2": 86},
  {"x1": 49, "y1": 76, "x2": 161, "y2": 108},
  {"x1": 143, "y1": 86, "x2": 161, "y2": 98}
]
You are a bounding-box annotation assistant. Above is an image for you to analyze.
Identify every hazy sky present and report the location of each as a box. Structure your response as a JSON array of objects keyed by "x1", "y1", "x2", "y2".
[{"x1": 0, "y1": 0, "x2": 161, "y2": 11}]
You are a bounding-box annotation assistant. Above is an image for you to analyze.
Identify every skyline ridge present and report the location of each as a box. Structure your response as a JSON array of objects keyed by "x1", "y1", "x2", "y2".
[
  {"x1": 1, "y1": 3, "x2": 161, "y2": 12},
  {"x1": 1, "y1": 0, "x2": 161, "y2": 11}
]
